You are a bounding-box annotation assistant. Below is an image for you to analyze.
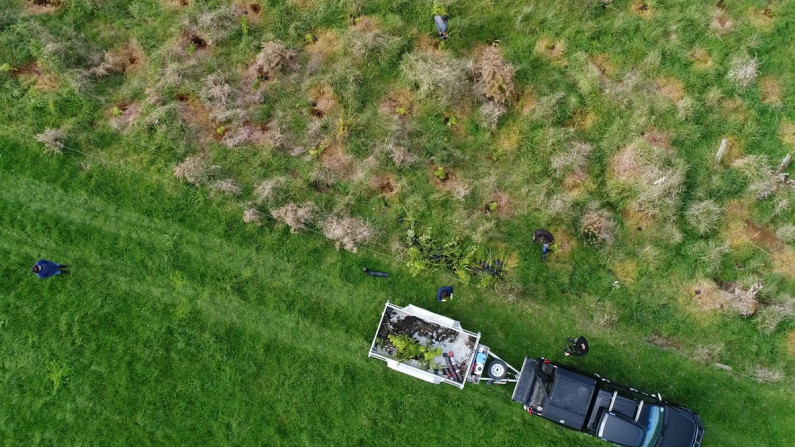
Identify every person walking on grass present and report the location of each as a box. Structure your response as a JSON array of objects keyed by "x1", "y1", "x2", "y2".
[
  {"x1": 437, "y1": 285, "x2": 454, "y2": 302},
  {"x1": 563, "y1": 336, "x2": 589, "y2": 357},
  {"x1": 31, "y1": 259, "x2": 69, "y2": 279},
  {"x1": 532, "y1": 229, "x2": 554, "y2": 262}
]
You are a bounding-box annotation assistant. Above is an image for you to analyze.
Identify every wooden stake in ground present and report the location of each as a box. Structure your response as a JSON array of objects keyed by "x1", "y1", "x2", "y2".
[
  {"x1": 715, "y1": 138, "x2": 728, "y2": 166},
  {"x1": 776, "y1": 153, "x2": 791, "y2": 174}
]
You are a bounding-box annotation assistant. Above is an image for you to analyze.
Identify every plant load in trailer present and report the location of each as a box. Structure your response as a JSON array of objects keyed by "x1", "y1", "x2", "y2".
[{"x1": 369, "y1": 303, "x2": 704, "y2": 447}]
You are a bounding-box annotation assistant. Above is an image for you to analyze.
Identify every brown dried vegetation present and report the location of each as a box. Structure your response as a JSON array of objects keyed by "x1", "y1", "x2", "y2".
[
  {"x1": 631, "y1": 2, "x2": 653, "y2": 19},
  {"x1": 322, "y1": 216, "x2": 376, "y2": 252},
  {"x1": 11, "y1": 63, "x2": 59, "y2": 90},
  {"x1": 272, "y1": 202, "x2": 319, "y2": 233},
  {"x1": 26, "y1": 0, "x2": 62, "y2": 14},
  {"x1": 474, "y1": 45, "x2": 515, "y2": 105},
  {"x1": 711, "y1": 9, "x2": 734, "y2": 34},
  {"x1": 89, "y1": 40, "x2": 146, "y2": 77},
  {"x1": 534, "y1": 38, "x2": 566, "y2": 65},
  {"x1": 760, "y1": 77, "x2": 782, "y2": 106},
  {"x1": 689, "y1": 48, "x2": 713, "y2": 69}
]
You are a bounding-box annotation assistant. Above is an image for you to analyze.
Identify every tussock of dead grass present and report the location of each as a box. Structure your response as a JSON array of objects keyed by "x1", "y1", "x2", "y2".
[
  {"x1": 343, "y1": 16, "x2": 402, "y2": 61},
  {"x1": 551, "y1": 141, "x2": 593, "y2": 177},
  {"x1": 174, "y1": 154, "x2": 213, "y2": 184},
  {"x1": 642, "y1": 127, "x2": 673, "y2": 153},
  {"x1": 385, "y1": 142, "x2": 417, "y2": 168},
  {"x1": 656, "y1": 77, "x2": 685, "y2": 103},
  {"x1": 474, "y1": 44, "x2": 515, "y2": 106},
  {"x1": 752, "y1": 367, "x2": 784, "y2": 383},
  {"x1": 322, "y1": 215, "x2": 375, "y2": 252},
  {"x1": 711, "y1": 9, "x2": 734, "y2": 34},
  {"x1": 89, "y1": 40, "x2": 146, "y2": 77},
  {"x1": 400, "y1": 50, "x2": 473, "y2": 107},
  {"x1": 210, "y1": 178, "x2": 242, "y2": 196},
  {"x1": 776, "y1": 224, "x2": 795, "y2": 243},
  {"x1": 222, "y1": 121, "x2": 286, "y2": 149},
  {"x1": 534, "y1": 38, "x2": 566, "y2": 65},
  {"x1": 254, "y1": 176, "x2": 287, "y2": 204},
  {"x1": 272, "y1": 202, "x2": 318, "y2": 233},
  {"x1": 516, "y1": 88, "x2": 537, "y2": 116},
  {"x1": 242, "y1": 207, "x2": 263, "y2": 225},
  {"x1": 779, "y1": 120, "x2": 795, "y2": 146},
  {"x1": 685, "y1": 200, "x2": 722, "y2": 235},
  {"x1": 759, "y1": 77, "x2": 783, "y2": 106},
  {"x1": 35, "y1": 128, "x2": 66, "y2": 155},
  {"x1": 689, "y1": 48, "x2": 713, "y2": 69},
  {"x1": 248, "y1": 40, "x2": 299, "y2": 82},
  {"x1": 727, "y1": 56, "x2": 759, "y2": 90},
  {"x1": 581, "y1": 206, "x2": 617, "y2": 246}
]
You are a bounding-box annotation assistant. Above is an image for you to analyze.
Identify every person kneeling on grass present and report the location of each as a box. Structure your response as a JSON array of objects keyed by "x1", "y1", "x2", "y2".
[
  {"x1": 437, "y1": 285, "x2": 453, "y2": 302},
  {"x1": 434, "y1": 14, "x2": 449, "y2": 40},
  {"x1": 563, "y1": 336, "x2": 589, "y2": 357},
  {"x1": 532, "y1": 229, "x2": 555, "y2": 262},
  {"x1": 31, "y1": 259, "x2": 69, "y2": 279}
]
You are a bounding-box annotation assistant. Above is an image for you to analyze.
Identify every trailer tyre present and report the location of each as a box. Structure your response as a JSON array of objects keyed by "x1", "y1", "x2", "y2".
[{"x1": 487, "y1": 359, "x2": 508, "y2": 380}]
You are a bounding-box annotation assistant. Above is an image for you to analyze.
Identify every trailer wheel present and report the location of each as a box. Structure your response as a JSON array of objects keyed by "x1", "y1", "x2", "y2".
[{"x1": 487, "y1": 359, "x2": 507, "y2": 380}]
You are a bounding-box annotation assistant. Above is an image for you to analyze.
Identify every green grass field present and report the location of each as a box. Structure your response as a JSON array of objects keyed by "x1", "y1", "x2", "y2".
[{"x1": 2, "y1": 0, "x2": 794, "y2": 445}]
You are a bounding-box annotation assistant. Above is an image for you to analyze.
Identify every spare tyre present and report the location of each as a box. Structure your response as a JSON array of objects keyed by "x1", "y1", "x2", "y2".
[{"x1": 487, "y1": 359, "x2": 508, "y2": 380}]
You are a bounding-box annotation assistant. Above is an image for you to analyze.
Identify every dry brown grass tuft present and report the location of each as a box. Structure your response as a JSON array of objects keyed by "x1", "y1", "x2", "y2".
[
  {"x1": 534, "y1": 38, "x2": 566, "y2": 65},
  {"x1": 656, "y1": 77, "x2": 685, "y2": 103},
  {"x1": 322, "y1": 215, "x2": 375, "y2": 252},
  {"x1": 756, "y1": 297, "x2": 795, "y2": 334},
  {"x1": 776, "y1": 224, "x2": 795, "y2": 243},
  {"x1": 759, "y1": 77, "x2": 783, "y2": 106},
  {"x1": 386, "y1": 142, "x2": 417, "y2": 168},
  {"x1": 581, "y1": 207, "x2": 617, "y2": 246},
  {"x1": 747, "y1": 6, "x2": 774, "y2": 29},
  {"x1": 89, "y1": 40, "x2": 146, "y2": 77},
  {"x1": 685, "y1": 200, "x2": 722, "y2": 235},
  {"x1": 209, "y1": 178, "x2": 242, "y2": 196},
  {"x1": 551, "y1": 141, "x2": 593, "y2": 178},
  {"x1": 235, "y1": 1, "x2": 264, "y2": 24},
  {"x1": 35, "y1": 128, "x2": 66, "y2": 155},
  {"x1": 691, "y1": 343, "x2": 724, "y2": 364},
  {"x1": 254, "y1": 176, "x2": 287, "y2": 204},
  {"x1": 10, "y1": 63, "x2": 60, "y2": 90},
  {"x1": 711, "y1": 8, "x2": 734, "y2": 34},
  {"x1": 247, "y1": 40, "x2": 299, "y2": 82},
  {"x1": 689, "y1": 48, "x2": 713, "y2": 69},
  {"x1": 173, "y1": 154, "x2": 214, "y2": 184},
  {"x1": 752, "y1": 367, "x2": 784, "y2": 383},
  {"x1": 272, "y1": 202, "x2": 319, "y2": 233},
  {"x1": 609, "y1": 139, "x2": 686, "y2": 218},
  {"x1": 400, "y1": 51, "x2": 473, "y2": 107},
  {"x1": 343, "y1": 15, "x2": 401, "y2": 60},
  {"x1": 222, "y1": 121, "x2": 286, "y2": 149},
  {"x1": 727, "y1": 56, "x2": 759, "y2": 90},
  {"x1": 779, "y1": 120, "x2": 795, "y2": 145},
  {"x1": 242, "y1": 207, "x2": 263, "y2": 225},
  {"x1": 787, "y1": 332, "x2": 795, "y2": 356},
  {"x1": 474, "y1": 44, "x2": 515, "y2": 106}
]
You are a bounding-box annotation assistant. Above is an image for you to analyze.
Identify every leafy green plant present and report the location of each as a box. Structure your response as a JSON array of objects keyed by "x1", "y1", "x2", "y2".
[
  {"x1": 112, "y1": 106, "x2": 122, "y2": 117},
  {"x1": 488, "y1": 201, "x2": 498, "y2": 212},
  {"x1": 388, "y1": 334, "x2": 441, "y2": 368},
  {"x1": 434, "y1": 166, "x2": 447, "y2": 180},
  {"x1": 216, "y1": 125, "x2": 226, "y2": 136}
]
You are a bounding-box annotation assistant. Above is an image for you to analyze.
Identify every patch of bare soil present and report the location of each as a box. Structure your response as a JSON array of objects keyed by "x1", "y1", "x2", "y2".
[
  {"x1": 631, "y1": 2, "x2": 653, "y2": 19},
  {"x1": 711, "y1": 9, "x2": 734, "y2": 34},
  {"x1": 656, "y1": 77, "x2": 685, "y2": 103},
  {"x1": 379, "y1": 89, "x2": 413, "y2": 119},
  {"x1": 308, "y1": 84, "x2": 338, "y2": 118},
  {"x1": 306, "y1": 29, "x2": 340, "y2": 70},
  {"x1": 429, "y1": 166, "x2": 469, "y2": 199},
  {"x1": 373, "y1": 174, "x2": 399, "y2": 196},
  {"x1": 10, "y1": 63, "x2": 59, "y2": 90},
  {"x1": 175, "y1": 94, "x2": 215, "y2": 143},
  {"x1": 642, "y1": 127, "x2": 673, "y2": 154},
  {"x1": 622, "y1": 208, "x2": 658, "y2": 237},
  {"x1": 485, "y1": 191, "x2": 513, "y2": 217},
  {"x1": 108, "y1": 101, "x2": 142, "y2": 130},
  {"x1": 760, "y1": 77, "x2": 782, "y2": 106},
  {"x1": 689, "y1": 48, "x2": 713, "y2": 69},
  {"x1": 25, "y1": 0, "x2": 62, "y2": 14},
  {"x1": 688, "y1": 279, "x2": 724, "y2": 313},
  {"x1": 534, "y1": 38, "x2": 566, "y2": 65},
  {"x1": 319, "y1": 143, "x2": 354, "y2": 179},
  {"x1": 236, "y1": 1, "x2": 263, "y2": 24}
]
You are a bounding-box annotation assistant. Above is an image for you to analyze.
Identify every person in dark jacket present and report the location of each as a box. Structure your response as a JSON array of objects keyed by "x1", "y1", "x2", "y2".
[
  {"x1": 532, "y1": 229, "x2": 554, "y2": 262},
  {"x1": 563, "y1": 336, "x2": 589, "y2": 357},
  {"x1": 31, "y1": 259, "x2": 69, "y2": 278},
  {"x1": 434, "y1": 14, "x2": 449, "y2": 39},
  {"x1": 437, "y1": 285, "x2": 454, "y2": 302}
]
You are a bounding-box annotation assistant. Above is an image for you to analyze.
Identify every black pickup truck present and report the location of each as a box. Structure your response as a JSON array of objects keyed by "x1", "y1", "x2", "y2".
[{"x1": 511, "y1": 357, "x2": 704, "y2": 447}]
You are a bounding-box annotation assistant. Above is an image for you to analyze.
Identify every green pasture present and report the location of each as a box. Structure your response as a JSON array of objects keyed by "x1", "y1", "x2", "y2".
[{"x1": 1, "y1": 0, "x2": 794, "y2": 445}]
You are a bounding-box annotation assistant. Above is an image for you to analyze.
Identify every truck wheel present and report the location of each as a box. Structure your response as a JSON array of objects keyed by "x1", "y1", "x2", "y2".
[{"x1": 487, "y1": 359, "x2": 507, "y2": 380}]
